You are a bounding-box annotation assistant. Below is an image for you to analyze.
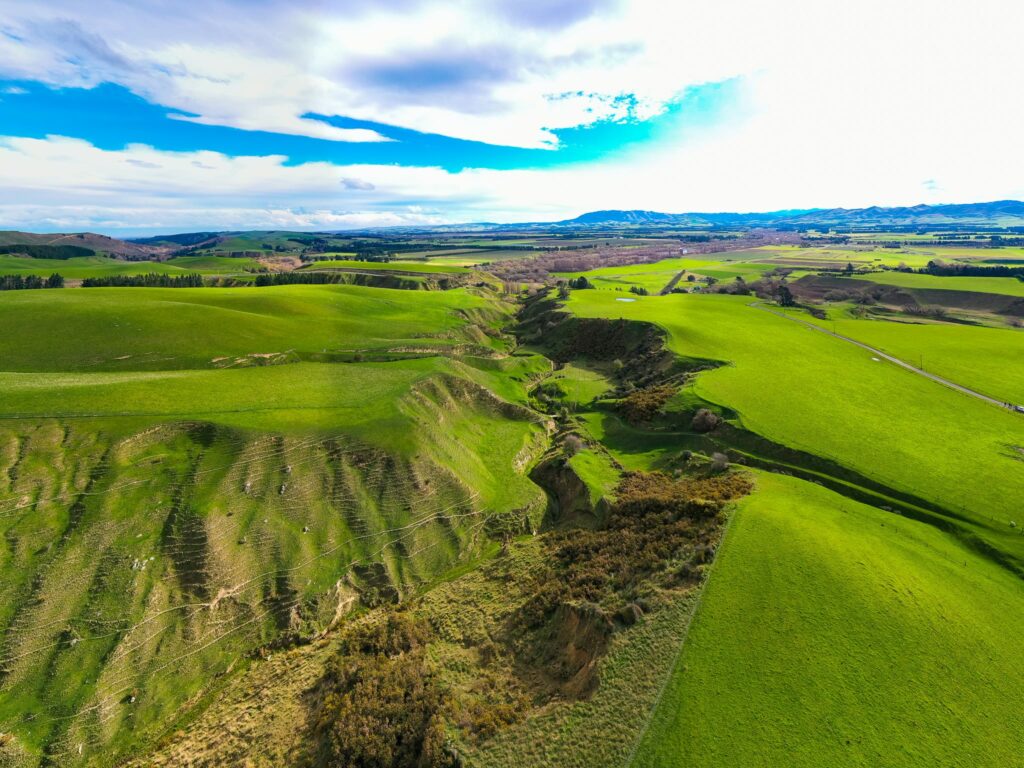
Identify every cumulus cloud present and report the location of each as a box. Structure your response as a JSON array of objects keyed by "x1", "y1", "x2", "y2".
[
  {"x1": 4, "y1": 0, "x2": 1021, "y2": 152},
  {"x1": 0, "y1": 0, "x2": 1022, "y2": 227}
]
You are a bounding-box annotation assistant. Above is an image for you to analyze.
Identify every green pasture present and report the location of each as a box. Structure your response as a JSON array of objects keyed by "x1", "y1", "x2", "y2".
[
  {"x1": 0, "y1": 284, "x2": 505, "y2": 371},
  {"x1": 686, "y1": 262, "x2": 775, "y2": 282},
  {"x1": 303, "y1": 259, "x2": 470, "y2": 274},
  {"x1": 544, "y1": 363, "x2": 613, "y2": 407},
  {"x1": 632, "y1": 472, "x2": 1024, "y2": 767},
  {"x1": 852, "y1": 270, "x2": 1024, "y2": 297},
  {"x1": 0, "y1": 253, "x2": 263, "y2": 279},
  {"x1": 0, "y1": 360, "x2": 434, "y2": 437},
  {"x1": 565, "y1": 290, "x2": 1024, "y2": 561},
  {"x1": 795, "y1": 310, "x2": 1024, "y2": 404},
  {"x1": 555, "y1": 258, "x2": 722, "y2": 293}
]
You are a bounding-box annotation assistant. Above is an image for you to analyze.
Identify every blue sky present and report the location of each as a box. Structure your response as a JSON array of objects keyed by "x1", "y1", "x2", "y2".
[
  {"x1": 0, "y1": 78, "x2": 736, "y2": 173},
  {"x1": 0, "y1": 0, "x2": 1021, "y2": 235}
]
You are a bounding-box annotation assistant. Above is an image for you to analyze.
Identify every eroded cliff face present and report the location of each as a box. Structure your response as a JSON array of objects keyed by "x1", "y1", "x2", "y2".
[{"x1": 0, "y1": 364, "x2": 549, "y2": 767}]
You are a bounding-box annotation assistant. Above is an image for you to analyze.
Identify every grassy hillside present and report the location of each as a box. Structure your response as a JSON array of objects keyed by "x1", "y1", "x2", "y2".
[
  {"x1": 565, "y1": 290, "x2": 1024, "y2": 563},
  {"x1": 303, "y1": 259, "x2": 470, "y2": 274},
  {"x1": 0, "y1": 280, "x2": 552, "y2": 766},
  {"x1": 0, "y1": 254, "x2": 260, "y2": 279},
  {"x1": 553, "y1": 259, "x2": 721, "y2": 293},
  {"x1": 632, "y1": 472, "x2": 1024, "y2": 767},
  {"x1": 0, "y1": 284, "x2": 507, "y2": 372}
]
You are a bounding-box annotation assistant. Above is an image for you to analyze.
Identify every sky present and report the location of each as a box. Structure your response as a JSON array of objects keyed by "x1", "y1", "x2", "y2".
[{"x1": 1, "y1": 0, "x2": 1022, "y2": 235}]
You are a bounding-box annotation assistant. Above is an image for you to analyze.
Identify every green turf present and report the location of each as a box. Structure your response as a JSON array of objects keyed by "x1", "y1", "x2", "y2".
[
  {"x1": 163, "y1": 255, "x2": 263, "y2": 272},
  {"x1": 632, "y1": 472, "x2": 1024, "y2": 767},
  {"x1": 545, "y1": 363, "x2": 613, "y2": 407}
]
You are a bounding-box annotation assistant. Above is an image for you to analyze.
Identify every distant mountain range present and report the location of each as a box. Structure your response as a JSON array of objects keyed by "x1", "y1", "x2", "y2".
[
  {"x1": 548, "y1": 200, "x2": 1024, "y2": 230},
  {"x1": 2, "y1": 201, "x2": 1023, "y2": 253},
  {"x1": 335, "y1": 200, "x2": 1024, "y2": 233}
]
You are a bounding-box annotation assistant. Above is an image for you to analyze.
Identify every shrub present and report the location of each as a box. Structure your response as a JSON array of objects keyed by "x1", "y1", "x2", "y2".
[
  {"x1": 710, "y1": 452, "x2": 730, "y2": 472},
  {"x1": 315, "y1": 611, "x2": 457, "y2": 768},
  {"x1": 691, "y1": 408, "x2": 721, "y2": 433},
  {"x1": 564, "y1": 434, "x2": 584, "y2": 456},
  {"x1": 520, "y1": 470, "x2": 752, "y2": 626},
  {"x1": 823, "y1": 289, "x2": 852, "y2": 301},
  {"x1": 619, "y1": 384, "x2": 676, "y2": 424}
]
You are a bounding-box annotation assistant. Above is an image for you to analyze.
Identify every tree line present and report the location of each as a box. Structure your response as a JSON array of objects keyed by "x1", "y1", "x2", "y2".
[
  {"x1": 0, "y1": 244, "x2": 94, "y2": 259},
  {"x1": 921, "y1": 260, "x2": 1024, "y2": 278},
  {"x1": 253, "y1": 271, "x2": 348, "y2": 286},
  {"x1": 0, "y1": 273, "x2": 64, "y2": 290},
  {"x1": 82, "y1": 273, "x2": 204, "y2": 287}
]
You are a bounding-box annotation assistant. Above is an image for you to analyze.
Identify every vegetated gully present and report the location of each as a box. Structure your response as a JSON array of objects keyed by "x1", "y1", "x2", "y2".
[{"x1": 514, "y1": 291, "x2": 1024, "y2": 581}]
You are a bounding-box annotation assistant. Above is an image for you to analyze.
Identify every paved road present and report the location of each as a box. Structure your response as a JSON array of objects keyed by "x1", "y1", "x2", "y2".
[{"x1": 750, "y1": 302, "x2": 1020, "y2": 413}]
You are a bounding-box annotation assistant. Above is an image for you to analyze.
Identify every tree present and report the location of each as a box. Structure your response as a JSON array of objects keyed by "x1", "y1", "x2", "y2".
[
  {"x1": 46, "y1": 273, "x2": 64, "y2": 288},
  {"x1": 778, "y1": 284, "x2": 796, "y2": 307},
  {"x1": 569, "y1": 275, "x2": 592, "y2": 290},
  {"x1": 845, "y1": 261, "x2": 855, "y2": 273}
]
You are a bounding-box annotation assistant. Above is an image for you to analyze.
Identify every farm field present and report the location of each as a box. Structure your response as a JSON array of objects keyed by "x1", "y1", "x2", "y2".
[
  {"x1": 420, "y1": 249, "x2": 534, "y2": 263},
  {"x1": 564, "y1": 290, "x2": 1024, "y2": 563},
  {"x1": 744, "y1": 243, "x2": 1024, "y2": 270},
  {"x1": 792, "y1": 309, "x2": 1024, "y2": 404},
  {"x1": 554, "y1": 258, "x2": 722, "y2": 292},
  {"x1": 632, "y1": 472, "x2": 1024, "y2": 768},
  {"x1": 303, "y1": 258, "x2": 470, "y2": 274},
  {"x1": 851, "y1": 270, "x2": 1024, "y2": 297},
  {"x1": 1, "y1": 220, "x2": 1023, "y2": 768}
]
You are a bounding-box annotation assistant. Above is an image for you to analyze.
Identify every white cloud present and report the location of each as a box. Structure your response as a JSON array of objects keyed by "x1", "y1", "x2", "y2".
[
  {"x1": 0, "y1": 0, "x2": 1022, "y2": 226},
  {"x1": 1, "y1": 130, "x2": 1022, "y2": 235},
  {"x1": 2, "y1": 1, "x2": 1022, "y2": 151}
]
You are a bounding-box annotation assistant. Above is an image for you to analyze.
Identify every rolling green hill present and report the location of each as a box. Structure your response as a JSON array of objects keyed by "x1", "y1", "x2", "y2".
[
  {"x1": 0, "y1": 284, "x2": 507, "y2": 372},
  {"x1": 565, "y1": 290, "x2": 1024, "y2": 564},
  {"x1": 2, "y1": 228, "x2": 1023, "y2": 768},
  {"x1": 632, "y1": 472, "x2": 1024, "y2": 767}
]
